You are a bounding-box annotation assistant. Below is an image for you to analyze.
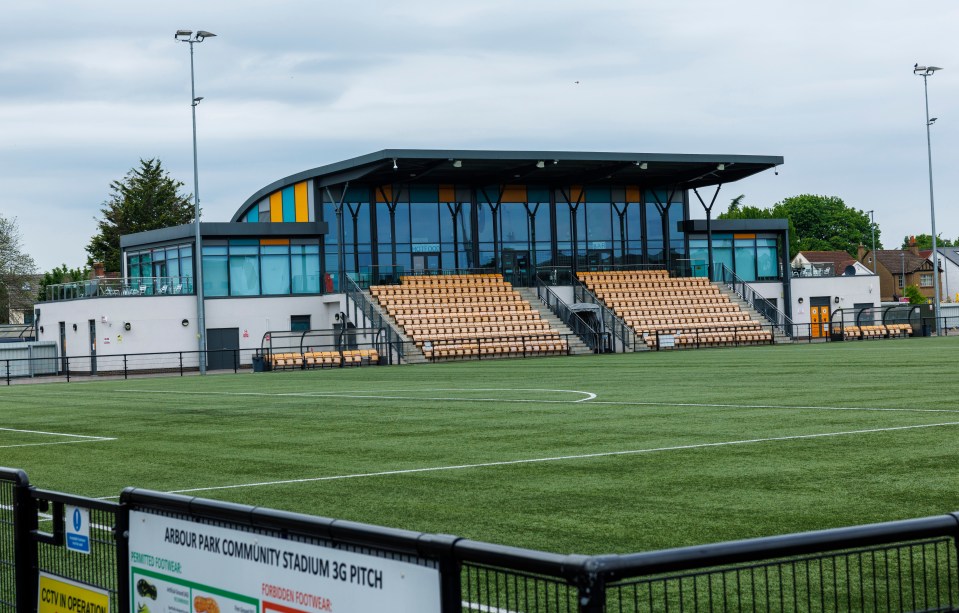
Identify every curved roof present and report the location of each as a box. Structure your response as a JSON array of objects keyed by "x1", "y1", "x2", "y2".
[{"x1": 233, "y1": 148, "x2": 783, "y2": 222}]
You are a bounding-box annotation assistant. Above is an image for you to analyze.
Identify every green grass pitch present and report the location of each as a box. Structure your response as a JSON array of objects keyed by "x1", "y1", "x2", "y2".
[{"x1": 2, "y1": 337, "x2": 959, "y2": 556}]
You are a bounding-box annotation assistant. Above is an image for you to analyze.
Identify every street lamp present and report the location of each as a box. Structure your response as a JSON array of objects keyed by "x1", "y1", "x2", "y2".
[
  {"x1": 914, "y1": 63, "x2": 942, "y2": 334},
  {"x1": 867, "y1": 210, "x2": 877, "y2": 273},
  {"x1": 176, "y1": 29, "x2": 216, "y2": 374}
]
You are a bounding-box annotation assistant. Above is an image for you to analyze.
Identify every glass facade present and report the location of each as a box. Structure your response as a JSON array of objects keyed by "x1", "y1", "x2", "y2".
[
  {"x1": 314, "y1": 183, "x2": 687, "y2": 283},
  {"x1": 125, "y1": 243, "x2": 194, "y2": 292},
  {"x1": 202, "y1": 240, "x2": 320, "y2": 297},
  {"x1": 688, "y1": 234, "x2": 782, "y2": 282}
]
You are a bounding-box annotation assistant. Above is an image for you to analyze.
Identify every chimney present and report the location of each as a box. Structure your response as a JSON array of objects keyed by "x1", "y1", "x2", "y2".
[
  {"x1": 908, "y1": 236, "x2": 920, "y2": 257},
  {"x1": 92, "y1": 262, "x2": 105, "y2": 279},
  {"x1": 857, "y1": 244, "x2": 866, "y2": 261}
]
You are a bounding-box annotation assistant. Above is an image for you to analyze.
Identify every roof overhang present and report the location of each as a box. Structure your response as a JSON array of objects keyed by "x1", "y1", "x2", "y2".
[{"x1": 233, "y1": 149, "x2": 783, "y2": 222}]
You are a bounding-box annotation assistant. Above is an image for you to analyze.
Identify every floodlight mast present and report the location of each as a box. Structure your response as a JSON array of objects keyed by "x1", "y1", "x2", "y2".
[
  {"x1": 176, "y1": 29, "x2": 216, "y2": 373},
  {"x1": 913, "y1": 63, "x2": 942, "y2": 334}
]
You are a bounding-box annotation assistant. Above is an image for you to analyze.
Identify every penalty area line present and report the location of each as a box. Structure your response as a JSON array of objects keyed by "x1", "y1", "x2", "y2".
[{"x1": 157, "y1": 421, "x2": 959, "y2": 496}]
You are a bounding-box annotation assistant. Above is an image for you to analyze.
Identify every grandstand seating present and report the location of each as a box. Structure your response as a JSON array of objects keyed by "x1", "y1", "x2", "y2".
[
  {"x1": 370, "y1": 273, "x2": 568, "y2": 361},
  {"x1": 269, "y1": 349, "x2": 380, "y2": 370},
  {"x1": 578, "y1": 270, "x2": 773, "y2": 349},
  {"x1": 842, "y1": 324, "x2": 912, "y2": 340}
]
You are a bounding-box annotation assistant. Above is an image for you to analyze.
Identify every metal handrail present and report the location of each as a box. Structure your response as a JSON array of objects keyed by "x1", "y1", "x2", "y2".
[
  {"x1": 41, "y1": 275, "x2": 195, "y2": 301},
  {"x1": 343, "y1": 274, "x2": 407, "y2": 362},
  {"x1": 534, "y1": 278, "x2": 609, "y2": 353},
  {"x1": 714, "y1": 264, "x2": 793, "y2": 335},
  {"x1": 571, "y1": 276, "x2": 638, "y2": 352}
]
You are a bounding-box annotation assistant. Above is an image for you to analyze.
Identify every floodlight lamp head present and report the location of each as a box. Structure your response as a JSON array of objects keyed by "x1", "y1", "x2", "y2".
[
  {"x1": 175, "y1": 30, "x2": 193, "y2": 41},
  {"x1": 535, "y1": 160, "x2": 545, "y2": 169},
  {"x1": 717, "y1": 163, "x2": 725, "y2": 171},
  {"x1": 452, "y1": 159, "x2": 463, "y2": 168},
  {"x1": 196, "y1": 30, "x2": 217, "y2": 41},
  {"x1": 192, "y1": 96, "x2": 204, "y2": 106}
]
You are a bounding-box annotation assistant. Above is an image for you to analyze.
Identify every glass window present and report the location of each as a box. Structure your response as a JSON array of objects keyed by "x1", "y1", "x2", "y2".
[
  {"x1": 410, "y1": 203, "x2": 439, "y2": 243},
  {"x1": 322, "y1": 203, "x2": 339, "y2": 246},
  {"x1": 376, "y1": 203, "x2": 393, "y2": 243},
  {"x1": 920, "y1": 273, "x2": 934, "y2": 287},
  {"x1": 477, "y1": 203, "x2": 494, "y2": 244},
  {"x1": 229, "y1": 244, "x2": 260, "y2": 296},
  {"x1": 394, "y1": 202, "x2": 410, "y2": 243},
  {"x1": 291, "y1": 315, "x2": 311, "y2": 331},
  {"x1": 202, "y1": 246, "x2": 228, "y2": 297},
  {"x1": 261, "y1": 245, "x2": 291, "y2": 295},
  {"x1": 645, "y1": 203, "x2": 664, "y2": 242},
  {"x1": 586, "y1": 203, "x2": 611, "y2": 241},
  {"x1": 555, "y1": 203, "x2": 571, "y2": 242},
  {"x1": 757, "y1": 238, "x2": 779, "y2": 280},
  {"x1": 501, "y1": 203, "x2": 527, "y2": 244},
  {"x1": 735, "y1": 238, "x2": 757, "y2": 281},
  {"x1": 292, "y1": 245, "x2": 320, "y2": 293}
]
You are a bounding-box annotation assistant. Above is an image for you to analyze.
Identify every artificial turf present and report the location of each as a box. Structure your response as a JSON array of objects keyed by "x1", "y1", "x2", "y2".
[{"x1": 2, "y1": 337, "x2": 958, "y2": 556}]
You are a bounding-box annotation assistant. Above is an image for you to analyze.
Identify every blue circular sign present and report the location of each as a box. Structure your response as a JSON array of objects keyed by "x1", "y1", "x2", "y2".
[{"x1": 72, "y1": 508, "x2": 82, "y2": 532}]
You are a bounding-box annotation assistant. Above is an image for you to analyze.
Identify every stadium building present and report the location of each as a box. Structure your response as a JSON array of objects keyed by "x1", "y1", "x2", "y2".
[{"x1": 34, "y1": 148, "x2": 864, "y2": 371}]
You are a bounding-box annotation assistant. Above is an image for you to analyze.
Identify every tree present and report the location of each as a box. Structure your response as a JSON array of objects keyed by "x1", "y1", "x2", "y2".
[
  {"x1": 900, "y1": 234, "x2": 956, "y2": 250},
  {"x1": 0, "y1": 214, "x2": 38, "y2": 324},
  {"x1": 719, "y1": 194, "x2": 880, "y2": 259},
  {"x1": 86, "y1": 159, "x2": 194, "y2": 272},
  {"x1": 904, "y1": 284, "x2": 926, "y2": 305},
  {"x1": 37, "y1": 264, "x2": 89, "y2": 302},
  {"x1": 719, "y1": 194, "x2": 799, "y2": 256}
]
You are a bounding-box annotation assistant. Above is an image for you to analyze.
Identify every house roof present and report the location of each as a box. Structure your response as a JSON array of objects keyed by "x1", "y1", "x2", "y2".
[
  {"x1": 797, "y1": 251, "x2": 859, "y2": 275},
  {"x1": 873, "y1": 250, "x2": 932, "y2": 274}
]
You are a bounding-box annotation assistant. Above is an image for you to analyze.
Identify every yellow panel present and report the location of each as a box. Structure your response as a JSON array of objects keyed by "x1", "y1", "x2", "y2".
[
  {"x1": 625, "y1": 186, "x2": 641, "y2": 202},
  {"x1": 269, "y1": 192, "x2": 283, "y2": 223},
  {"x1": 734, "y1": 233, "x2": 756, "y2": 239},
  {"x1": 376, "y1": 185, "x2": 392, "y2": 203},
  {"x1": 260, "y1": 238, "x2": 290, "y2": 246},
  {"x1": 569, "y1": 186, "x2": 584, "y2": 204},
  {"x1": 439, "y1": 184, "x2": 456, "y2": 202},
  {"x1": 295, "y1": 182, "x2": 309, "y2": 222},
  {"x1": 501, "y1": 185, "x2": 527, "y2": 203}
]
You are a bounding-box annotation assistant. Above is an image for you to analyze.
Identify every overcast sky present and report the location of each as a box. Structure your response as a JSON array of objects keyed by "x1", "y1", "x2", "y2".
[{"x1": 3, "y1": 1, "x2": 958, "y2": 271}]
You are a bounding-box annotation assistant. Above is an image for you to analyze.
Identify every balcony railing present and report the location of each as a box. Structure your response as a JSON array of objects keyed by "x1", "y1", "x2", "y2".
[{"x1": 41, "y1": 276, "x2": 195, "y2": 302}]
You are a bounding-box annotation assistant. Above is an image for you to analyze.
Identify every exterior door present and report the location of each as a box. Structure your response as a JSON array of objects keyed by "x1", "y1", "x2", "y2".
[
  {"x1": 207, "y1": 328, "x2": 240, "y2": 371},
  {"x1": 810, "y1": 297, "x2": 831, "y2": 338},
  {"x1": 88, "y1": 319, "x2": 97, "y2": 375}
]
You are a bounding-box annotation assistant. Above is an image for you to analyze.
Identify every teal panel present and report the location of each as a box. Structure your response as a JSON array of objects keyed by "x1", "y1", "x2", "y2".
[
  {"x1": 282, "y1": 186, "x2": 296, "y2": 222},
  {"x1": 246, "y1": 207, "x2": 257, "y2": 223}
]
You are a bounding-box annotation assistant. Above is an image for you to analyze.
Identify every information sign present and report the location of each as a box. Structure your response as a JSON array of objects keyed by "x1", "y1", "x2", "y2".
[
  {"x1": 128, "y1": 511, "x2": 440, "y2": 613},
  {"x1": 38, "y1": 572, "x2": 109, "y2": 613},
  {"x1": 64, "y1": 506, "x2": 91, "y2": 554}
]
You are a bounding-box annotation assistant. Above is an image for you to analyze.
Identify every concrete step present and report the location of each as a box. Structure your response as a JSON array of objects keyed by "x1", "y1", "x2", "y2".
[
  {"x1": 355, "y1": 290, "x2": 429, "y2": 364},
  {"x1": 515, "y1": 287, "x2": 599, "y2": 355},
  {"x1": 715, "y1": 284, "x2": 793, "y2": 344}
]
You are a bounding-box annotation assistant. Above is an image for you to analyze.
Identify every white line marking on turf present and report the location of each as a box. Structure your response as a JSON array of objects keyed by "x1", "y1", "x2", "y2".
[
  {"x1": 119, "y1": 388, "x2": 957, "y2": 413},
  {"x1": 156, "y1": 421, "x2": 959, "y2": 495},
  {"x1": 0, "y1": 427, "x2": 112, "y2": 439},
  {"x1": 118, "y1": 388, "x2": 598, "y2": 403},
  {"x1": 0, "y1": 427, "x2": 115, "y2": 448}
]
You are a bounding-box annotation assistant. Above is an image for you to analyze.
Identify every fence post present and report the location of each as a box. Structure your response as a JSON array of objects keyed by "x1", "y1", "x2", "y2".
[
  {"x1": 123, "y1": 354, "x2": 128, "y2": 379},
  {"x1": 234, "y1": 349, "x2": 239, "y2": 374},
  {"x1": 12, "y1": 471, "x2": 37, "y2": 613},
  {"x1": 116, "y1": 499, "x2": 131, "y2": 613},
  {"x1": 576, "y1": 566, "x2": 606, "y2": 613},
  {"x1": 179, "y1": 352, "x2": 184, "y2": 376},
  {"x1": 5, "y1": 360, "x2": 9, "y2": 386},
  {"x1": 65, "y1": 356, "x2": 71, "y2": 382}
]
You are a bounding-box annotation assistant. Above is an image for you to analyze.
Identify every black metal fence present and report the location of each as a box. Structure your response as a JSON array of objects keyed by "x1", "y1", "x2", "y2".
[{"x1": 1, "y1": 468, "x2": 959, "y2": 613}]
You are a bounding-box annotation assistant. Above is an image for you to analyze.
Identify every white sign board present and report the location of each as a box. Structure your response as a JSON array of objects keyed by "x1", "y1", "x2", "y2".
[
  {"x1": 659, "y1": 334, "x2": 675, "y2": 348},
  {"x1": 128, "y1": 511, "x2": 440, "y2": 613},
  {"x1": 64, "y1": 506, "x2": 91, "y2": 554}
]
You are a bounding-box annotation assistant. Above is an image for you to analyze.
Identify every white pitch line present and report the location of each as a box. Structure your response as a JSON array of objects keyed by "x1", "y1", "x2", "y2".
[
  {"x1": 118, "y1": 388, "x2": 958, "y2": 414},
  {"x1": 117, "y1": 388, "x2": 597, "y2": 403},
  {"x1": 154, "y1": 421, "x2": 959, "y2": 495},
  {"x1": 0, "y1": 427, "x2": 113, "y2": 439},
  {"x1": 0, "y1": 439, "x2": 115, "y2": 449}
]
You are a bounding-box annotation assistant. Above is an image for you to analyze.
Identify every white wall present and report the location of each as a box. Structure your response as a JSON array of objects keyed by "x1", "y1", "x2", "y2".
[
  {"x1": 35, "y1": 294, "x2": 347, "y2": 367},
  {"x1": 790, "y1": 275, "x2": 878, "y2": 327}
]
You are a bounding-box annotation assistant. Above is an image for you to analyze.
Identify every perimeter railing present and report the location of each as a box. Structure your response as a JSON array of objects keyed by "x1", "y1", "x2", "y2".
[
  {"x1": 534, "y1": 277, "x2": 610, "y2": 353},
  {"x1": 0, "y1": 468, "x2": 958, "y2": 613}
]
